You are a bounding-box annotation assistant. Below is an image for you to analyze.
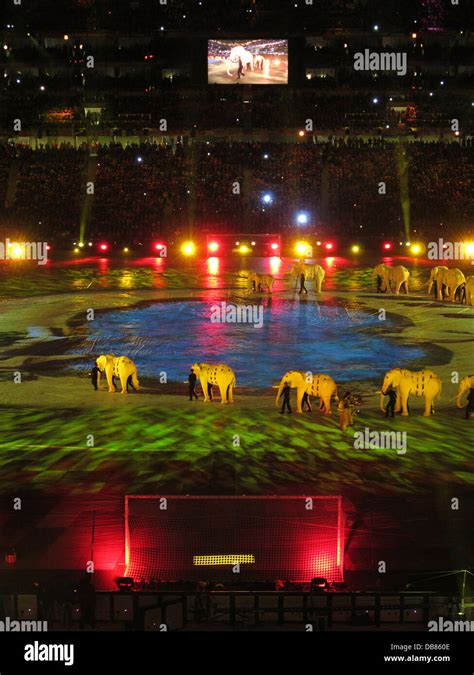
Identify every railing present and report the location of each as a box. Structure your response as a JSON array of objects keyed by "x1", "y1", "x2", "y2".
[{"x1": 2, "y1": 591, "x2": 471, "y2": 631}]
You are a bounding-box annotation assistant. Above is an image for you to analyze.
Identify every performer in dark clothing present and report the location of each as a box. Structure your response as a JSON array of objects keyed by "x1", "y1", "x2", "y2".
[
  {"x1": 237, "y1": 57, "x2": 245, "y2": 80},
  {"x1": 207, "y1": 383, "x2": 213, "y2": 400},
  {"x1": 188, "y1": 369, "x2": 198, "y2": 400},
  {"x1": 298, "y1": 273, "x2": 308, "y2": 295},
  {"x1": 302, "y1": 392, "x2": 312, "y2": 412},
  {"x1": 456, "y1": 283, "x2": 466, "y2": 303},
  {"x1": 279, "y1": 383, "x2": 292, "y2": 414},
  {"x1": 90, "y1": 366, "x2": 100, "y2": 390},
  {"x1": 385, "y1": 387, "x2": 397, "y2": 418},
  {"x1": 466, "y1": 388, "x2": 474, "y2": 419},
  {"x1": 376, "y1": 275, "x2": 384, "y2": 293}
]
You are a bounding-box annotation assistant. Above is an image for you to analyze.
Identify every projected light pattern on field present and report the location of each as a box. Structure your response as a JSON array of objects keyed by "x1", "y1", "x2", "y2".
[{"x1": 71, "y1": 300, "x2": 425, "y2": 386}]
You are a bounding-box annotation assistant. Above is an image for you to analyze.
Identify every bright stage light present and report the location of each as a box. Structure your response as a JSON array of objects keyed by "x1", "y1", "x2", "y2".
[
  {"x1": 182, "y1": 241, "x2": 195, "y2": 256},
  {"x1": 410, "y1": 243, "x2": 421, "y2": 255},
  {"x1": 154, "y1": 243, "x2": 165, "y2": 251},
  {"x1": 465, "y1": 242, "x2": 474, "y2": 255},
  {"x1": 99, "y1": 243, "x2": 108, "y2": 251},
  {"x1": 123, "y1": 247, "x2": 129, "y2": 253},
  {"x1": 207, "y1": 257, "x2": 219, "y2": 275},
  {"x1": 10, "y1": 244, "x2": 22, "y2": 259},
  {"x1": 262, "y1": 193, "x2": 273, "y2": 205},
  {"x1": 208, "y1": 241, "x2": 219, "y2": 252},
  {"x1": 295, "y1": 241, "x2": 309, "y2": 256},
  {"x1": 78, "y1": 242, "x2": 84, "y2": 248},
  {"x1": 324, "y1": 242, "x2": 334, "y2": 251},
  {"x1": 351, "y1": 245, "x2": 360, "y2": 253},
  {"x1": 383, "y1": 242, "x2": 392, "y2": 250},
  {"x1": 239, "y1": 244, "x2": 250, "y2": 254},
  {"x1": 270, "y1": 242, "x2": 279, "y2": 250},
  {"x1": 296, "y1": 211, "x2": 309, "y2": 225},
  {"x1": 269, "y1": 256, "x2": 281, "y2": 274},
  {"x1": 298, "y1": 130, "x2": 305, "y2": 137}
]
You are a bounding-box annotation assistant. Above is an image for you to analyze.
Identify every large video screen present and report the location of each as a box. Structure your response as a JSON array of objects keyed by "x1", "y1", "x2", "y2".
[{"x1": 208, "y1": 39, "x2": 288, "y2": 85}]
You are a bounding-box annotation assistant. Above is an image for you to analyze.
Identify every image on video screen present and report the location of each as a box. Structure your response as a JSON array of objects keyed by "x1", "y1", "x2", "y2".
[{"x1": 208, "y1": 39, "x2": 288, "y2": 84}]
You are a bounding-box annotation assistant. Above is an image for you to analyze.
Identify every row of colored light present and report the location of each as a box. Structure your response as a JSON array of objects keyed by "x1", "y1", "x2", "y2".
[{"x1": 71, "y1": 240, "x2": 473, "y2": 257}]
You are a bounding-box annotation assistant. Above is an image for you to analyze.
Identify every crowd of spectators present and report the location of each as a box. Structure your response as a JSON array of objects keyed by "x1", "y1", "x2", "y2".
[
  {"x1": 0, "y1": 138, "x2": 472, "y2": 244},
  {"x1": 6, "y1": 0, "x2": 471, "y2": 33}
]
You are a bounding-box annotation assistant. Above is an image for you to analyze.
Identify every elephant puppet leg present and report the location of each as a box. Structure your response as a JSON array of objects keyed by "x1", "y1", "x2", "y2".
[
  {"x1": 106, "y1": 371, "x2": 115, "y2": 393},
  {"x1": 295, "y1": 388, "x2": 304, "y2": 413},
  {"x1": 227, "y1": 383, "x2": 234, "y2": 403},
  {"x1": 219, "y1": 385, "x2": 227, "y2": 404},
  {"x1": 394, "y1": 392, "x2": 402, "y2": 413},
  {"x1": 202, "y1": 377, "x2": 209, "y2": 401},
  {"x1": 423, "y1": 398, "x2": 433, "y2": 416},
  {"x1": 119, "y1": 373, "x2": 128, "y2": 394},
  {"x1": 323, "y1": 397, "x2": 332, "y2": 415},
  {"x1": 400, "y1": 392, "x2": 410, "y2": 416}
]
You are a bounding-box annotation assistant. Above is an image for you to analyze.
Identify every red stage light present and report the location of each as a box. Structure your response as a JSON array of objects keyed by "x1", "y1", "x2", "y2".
[
  {"x1": 208, "y1": 241, "x2": 219, "y2": 252},
  {"x1": 383, "y1": 242, "x2": 392, "y2": 250},
  {"x1": 324, "y1": 242, "x2": 334, "y2": 250},
  {"x1": 155, "y1": 243, "x2": 164, "y2": 250},
  {"x1": 99, "y1": 243, "x2": 108, "y2": 251},
  {"x1": 270, "y1": 242, "x2": 279, "y2": 250}
]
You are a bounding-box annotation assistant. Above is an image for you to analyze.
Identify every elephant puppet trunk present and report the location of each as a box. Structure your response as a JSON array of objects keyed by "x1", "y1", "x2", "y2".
[
  {"x1": 456, "y1": 386, "x2": 466, "y2": 409},
  {"x1": 380, "y1": 391, "x2": 386, "y2": 413},
  {"x1": 275, "y1": 380, "x2": 285, "y2": 407}
]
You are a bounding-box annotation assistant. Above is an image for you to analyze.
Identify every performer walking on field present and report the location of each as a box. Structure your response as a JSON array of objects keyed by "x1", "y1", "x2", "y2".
[{"x1": 188, "y1": 368, "x2": 198, "y2": 400}]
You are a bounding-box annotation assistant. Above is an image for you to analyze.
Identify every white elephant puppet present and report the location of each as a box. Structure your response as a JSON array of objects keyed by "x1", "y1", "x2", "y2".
[
  {"x1": 373, "y1": 264, "x2": 409, "y2": 295},
  {"x1": 276, "y1": 371, "x2": 338, "y2": 414},
  {"x1": 96, "y1": 354, "x2": 140, "y2": 394},
  {"x1": 380, "y1": 368, "x2": 441, "y2": 416},
  {"x1": 191, "y1": 363, "x2": 236, "y2": 404}
]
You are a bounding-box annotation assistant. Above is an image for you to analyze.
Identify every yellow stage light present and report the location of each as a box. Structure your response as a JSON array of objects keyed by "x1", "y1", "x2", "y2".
[
  {"x1": 182, "y1": 241, "x2": 195, "y2": 255},
  {"x1": 78, "y1": 242, "x2": 84, "y2": 248},
  {"x1": 410, "y1": 243, "x2": 421, "y2": 255},
  {"x1": 295, "y1": 241, "x2": 309, "y2": 256},
  {"x1": 123, "y1": 247, "x2": 129, "y2": 253},
  {"x1": 74, "y1": 247, "x2": 80, "y2": 253},
  {"x1": 464, "y1": 242, "x2": 474, "y2": 256},
  {"x1": 239, "y1": 244, "x2": 250, "y2": 253},
  {"x1": 351, "y1": 245, "x2": 360, "y2": 253}
]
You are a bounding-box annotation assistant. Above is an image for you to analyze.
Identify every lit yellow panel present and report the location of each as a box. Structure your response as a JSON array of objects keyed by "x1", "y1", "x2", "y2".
[{"x1": 193, "y1": 554, "x2": 255, "y2": 566}]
